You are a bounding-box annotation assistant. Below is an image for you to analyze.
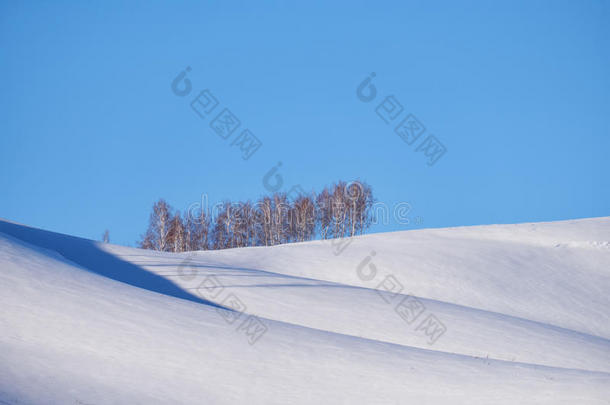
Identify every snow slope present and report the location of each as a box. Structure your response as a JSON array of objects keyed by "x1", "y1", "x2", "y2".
[{"x1": 1, "y1": 217, "x2": 609, "y2": 404}]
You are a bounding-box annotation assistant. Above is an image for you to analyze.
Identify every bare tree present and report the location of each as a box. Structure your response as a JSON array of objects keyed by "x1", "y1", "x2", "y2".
[
  {"x1": 232, "y1": 201, "x2": 249, "y2": 248},
  {"x1": 102, "y1": 229, "x2": 110, "y2": 243},
  {"x1": 186, "y1": 209, "x2": 210, "y2": 251},
  {"x1": 168, "y1": 211, "x2": 186, "y2": 252},
  {"x1": 354, "y1": 181, "x2": 374, "y2": 235},
  {"x1": 212, "y1": 201, "x2": 234, "y2": 250},
  {"x1": 139, "y1": 231, "x2": 154, "y2": 250},
  {"x1": 291, "y1": 194, "x2": 316, "y2": 242},
  {"x1": 271, "y1": 193, "x2": 290, "y2": 245},
  {"x1": 239, "y1": 201, "x2": 257, "y2": 248},
  {"x1": 336, "y1": 181, "x2": 375, "y2": 237},
  {"x1": 315, "y1": 187, "x2": 332, "y2": 240},
  {"x1": 139, "y1": 199, "x2": 173, "y2": 251},
  {"x1": 254, "y1": 196, "x2": 273, "y2": 246},
  {"x1": 139, "y1": 180, "x2": 375, "y2": 251},
  {"x1": 330, "y1": 182, "x2": 348, "y2": 238}
]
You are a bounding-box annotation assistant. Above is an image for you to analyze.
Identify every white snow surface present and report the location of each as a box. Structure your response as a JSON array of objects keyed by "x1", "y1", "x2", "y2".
[{"x1": 1, "y1": 217, "x2": 609, "y2": 404}]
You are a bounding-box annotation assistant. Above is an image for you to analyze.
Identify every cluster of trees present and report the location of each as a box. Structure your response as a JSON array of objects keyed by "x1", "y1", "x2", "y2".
[{"x1": 138, "y1": 181, "x2": 374, "y2": 252}]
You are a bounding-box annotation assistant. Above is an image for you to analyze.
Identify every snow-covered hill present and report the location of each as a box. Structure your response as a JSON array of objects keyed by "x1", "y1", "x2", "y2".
[{"x1": 1, "y1": 217, "x2": 609, "y2": 404}]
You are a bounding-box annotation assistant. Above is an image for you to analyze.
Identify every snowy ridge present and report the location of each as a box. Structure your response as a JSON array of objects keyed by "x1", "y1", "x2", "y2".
[{"x1": 1, "y1": 217, "x2": 609, "y2": 404}]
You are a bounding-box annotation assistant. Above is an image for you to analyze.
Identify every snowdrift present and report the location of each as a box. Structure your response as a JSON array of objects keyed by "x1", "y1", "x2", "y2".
[{"x1": 1, "y1": 217, "x2": 609, "y2": 404}]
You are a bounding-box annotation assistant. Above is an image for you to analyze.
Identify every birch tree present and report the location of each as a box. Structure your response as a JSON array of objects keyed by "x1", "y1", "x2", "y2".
[{"x1": 139, "y1": 199, "x2": 173, "y2": 251}]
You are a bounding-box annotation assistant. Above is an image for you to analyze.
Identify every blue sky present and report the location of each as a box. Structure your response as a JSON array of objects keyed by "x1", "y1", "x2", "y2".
[{"x1": 1, "y1": 0, "x2": 608, "y2": 246}]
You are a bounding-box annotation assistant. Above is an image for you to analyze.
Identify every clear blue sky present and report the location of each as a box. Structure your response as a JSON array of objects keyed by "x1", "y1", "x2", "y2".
[{"x1": 1, "y1": 1, "x2": 608, "y2": 246}]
